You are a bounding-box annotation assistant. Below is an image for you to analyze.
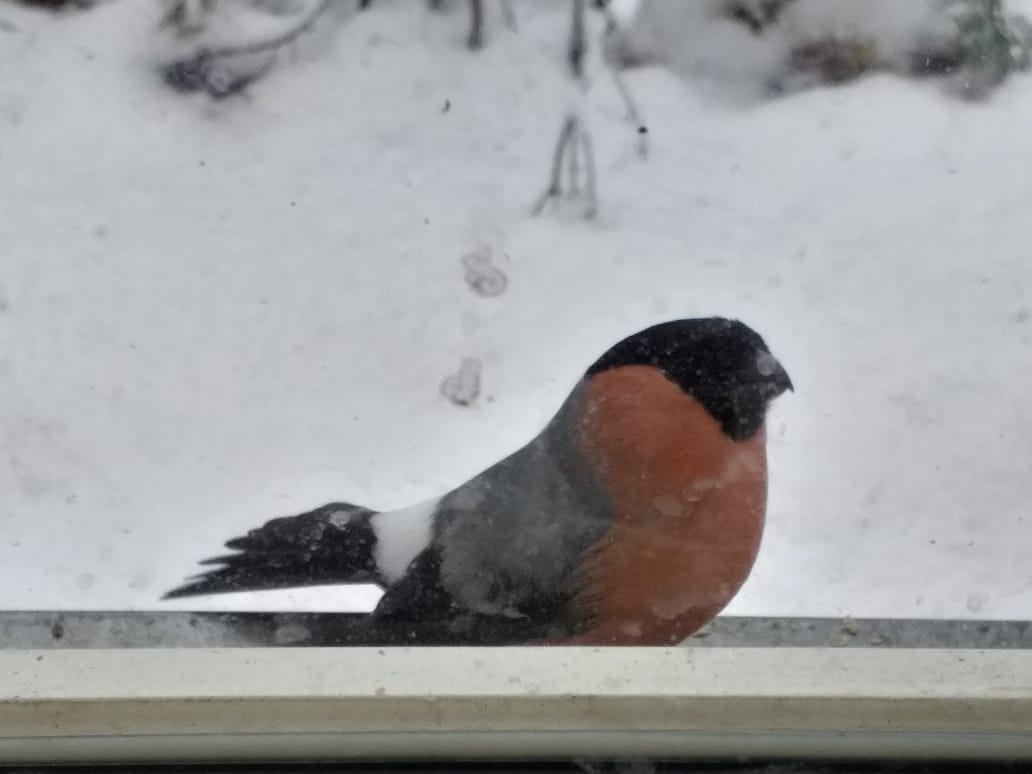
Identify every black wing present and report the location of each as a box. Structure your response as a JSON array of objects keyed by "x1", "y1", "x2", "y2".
[{"x1": 163, "y1": 502, "x2": 383, "y2": 599}]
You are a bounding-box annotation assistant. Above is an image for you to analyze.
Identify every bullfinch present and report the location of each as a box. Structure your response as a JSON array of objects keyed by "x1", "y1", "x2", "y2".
[{"x1": 165, "y1": 317, "x2": 793, "y2": 645}]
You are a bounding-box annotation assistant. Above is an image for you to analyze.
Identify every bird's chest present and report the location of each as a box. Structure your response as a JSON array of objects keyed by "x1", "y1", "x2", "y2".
[
  {"x1": 577, "y1": 366, "x2": 766, "y2": 514},
  {"x1": 569, "y1": 366, "x2": 769, "y2": 644}
]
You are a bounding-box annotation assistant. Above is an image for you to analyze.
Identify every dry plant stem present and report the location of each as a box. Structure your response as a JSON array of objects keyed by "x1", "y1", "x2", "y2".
[
  {"x1": 568, "y1": 0, "x2": 587, "y2": 78},
  {"x1": 467, "y1": 0, "x2": 484, "y2": 50},
  {"x1": 578, "y1": 119, "x2": 598, "y2": 217},
  {"x1": 567, "y1": 117, "x2": 582, "y2": 194},
  {"x1": 610, "y1": 66, "x2": 648, "y2": 159},
  {"x1": 531, "y1": 112, "x2": 598, "y2": 219},
  {"x1": 597, "y1": 1, "x2": 649, "y2": 159},
  {"x1": 531, "y1": 0, "x2": 599, "y2": 219},
  {"x1": 205, "y1": 0, "x2": 331, "y2": 59},
  {"x1": 532, "y1": 114, "x2": 578, "y2": 216}
]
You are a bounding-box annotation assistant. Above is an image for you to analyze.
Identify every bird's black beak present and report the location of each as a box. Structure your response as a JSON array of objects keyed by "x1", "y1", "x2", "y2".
[
  {"x1": 774, "y1": 360, "x2": 794, "y2": 394},
  {"x1": 756, "y1": 351, "x2": 794, "y2": 395}
]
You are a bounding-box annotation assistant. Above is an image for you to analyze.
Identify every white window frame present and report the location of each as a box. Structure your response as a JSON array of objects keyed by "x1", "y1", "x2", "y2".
[{"x1": 2, "y1": 646, "x2": 1031, "y2": 766}]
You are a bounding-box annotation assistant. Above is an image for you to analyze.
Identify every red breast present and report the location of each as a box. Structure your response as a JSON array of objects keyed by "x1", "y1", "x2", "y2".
[{"x1": 568, "y1": 364, "x2": 769, "y2": 645}]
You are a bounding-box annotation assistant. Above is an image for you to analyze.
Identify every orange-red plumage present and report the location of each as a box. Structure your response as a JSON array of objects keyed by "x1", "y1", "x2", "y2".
[{"x1": 563, "y1": 365, "x2": 768, "y2": 645}]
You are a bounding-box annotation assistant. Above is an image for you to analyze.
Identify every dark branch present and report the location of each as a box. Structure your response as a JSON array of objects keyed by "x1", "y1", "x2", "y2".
[
  {"x1": 162, "y1": 0, "x2": 331, "y2": 98},
  {"x1": 203, "y1": 0, "x2": 331, "y2": 59},
  {"x1": 568, "y1": 0, "x2": 587, "y2": 79},
  {"x1": 467, "y1": 0, "x2": 484, "y2": 50}
]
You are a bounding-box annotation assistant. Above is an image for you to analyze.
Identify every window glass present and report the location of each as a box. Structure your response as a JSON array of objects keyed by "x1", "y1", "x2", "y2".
[{"x1": 2, "y1": 0, "x2": 1030, "y2": 651}]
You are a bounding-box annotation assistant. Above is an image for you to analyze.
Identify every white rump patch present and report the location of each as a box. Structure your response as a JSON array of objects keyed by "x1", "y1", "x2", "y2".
[{"x1": 373, "y1": 498, "x2": 440, "y2": 583}]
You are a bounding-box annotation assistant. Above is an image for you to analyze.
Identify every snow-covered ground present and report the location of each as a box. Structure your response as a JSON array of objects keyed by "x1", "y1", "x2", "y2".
[{"x1": 1, "y1": 0, "x2": 1031, "y2": 622}]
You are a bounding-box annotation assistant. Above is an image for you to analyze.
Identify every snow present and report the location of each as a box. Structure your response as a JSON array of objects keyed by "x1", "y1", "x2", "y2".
[{"x1": 1, "y1": 0, "x2": 1031, "y2": 622}]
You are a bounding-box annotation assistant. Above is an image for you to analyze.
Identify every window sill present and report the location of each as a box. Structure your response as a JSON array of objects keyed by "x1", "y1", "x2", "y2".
[{"x1": 2, "y1": 646, "x2": 1030, "y2": 765}]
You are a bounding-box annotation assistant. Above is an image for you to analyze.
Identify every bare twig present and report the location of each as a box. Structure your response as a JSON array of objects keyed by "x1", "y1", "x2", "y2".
[
  {"x1": 162, "y1": 0, "x2": 331, "y2": 98},
  {"x1": 598, "y1": 1, "x2": 649, "y2": 159},
  {"x1": 532, "y1": 115, "x2": 577, "y2": 215},
  {"x1": 467, "y1": 0, "x2": 484, "y2": 49},
  {"x1": 364, "y1": 0, "x2": 499, "y2": 51},
  {"x1": 610, "y1": 66, "x2": 648, "y2": 159},
  {"x1": 531, "y1": 113, "x2": 598, "y2": 218},
  {"x1": 568, "y1": 0, "x2": 587, "y2": 78},
  {"x1": 532, "y1": 0, "x2": 599, "y2": 219},
  {"x1": 204, "y1": 0, "x2": 331, "y2": 59},
  {"x1": 577, "y1": 118, "x2": 598, "y2": 218},
  {"x1": 566, "y1": 117, "x2": 581, "y2": 194}
]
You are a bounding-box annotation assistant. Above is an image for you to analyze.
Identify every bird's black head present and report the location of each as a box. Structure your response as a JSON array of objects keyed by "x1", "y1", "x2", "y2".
[{"x1": 585, "y1": 317, "x2": 793, "y2": 441}]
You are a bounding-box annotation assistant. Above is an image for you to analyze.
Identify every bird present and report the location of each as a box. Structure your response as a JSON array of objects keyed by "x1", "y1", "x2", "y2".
[{"x1": 164, "y1": 317, "x2": 793, "y2": 646}]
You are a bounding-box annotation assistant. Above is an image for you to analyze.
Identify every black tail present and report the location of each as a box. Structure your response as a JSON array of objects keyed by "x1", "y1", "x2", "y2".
[{"x1": 163, "y1": 502, "x2": 384, "y2": 599}]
